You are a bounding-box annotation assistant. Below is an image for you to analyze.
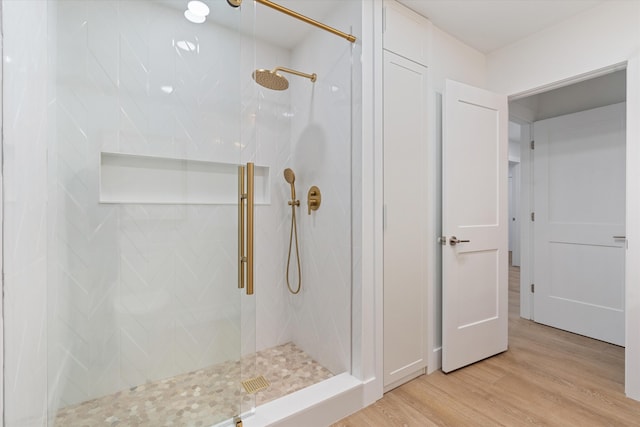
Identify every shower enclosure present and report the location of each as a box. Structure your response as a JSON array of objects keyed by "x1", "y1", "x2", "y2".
[{"x1": 2, "y1": 0, "x2": 360, "y2": 425}]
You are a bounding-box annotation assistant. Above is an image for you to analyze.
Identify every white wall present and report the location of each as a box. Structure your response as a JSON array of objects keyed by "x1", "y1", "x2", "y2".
[
  {"x1": 362, "y1": 0, "x2": 384, "y2": 406},
  {"x1": 428, "y1": 24, "x2": 486, "y2": 92},
  {"x1": 487, "y1": 0, "x2": 640, "y2": 400},
  {"x1": 0, "y1": 3, "x2": 4, "y2": 422},
  {"x1": 487, "y1": 1, "x2": 640, "y2": 96}
]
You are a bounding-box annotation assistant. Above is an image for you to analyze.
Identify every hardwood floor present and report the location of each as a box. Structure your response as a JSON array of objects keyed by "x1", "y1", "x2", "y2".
[{"x1": 334, "y1": 264, "x2": 640, "y2": 426}]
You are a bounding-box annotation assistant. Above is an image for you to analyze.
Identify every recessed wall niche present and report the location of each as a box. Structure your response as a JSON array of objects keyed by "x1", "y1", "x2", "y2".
[{"x1": 99, "y1": 152, "x2": 270, "y2": 205}]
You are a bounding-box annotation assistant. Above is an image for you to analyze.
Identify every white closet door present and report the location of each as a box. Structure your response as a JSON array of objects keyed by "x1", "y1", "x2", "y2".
[
  {"x1": 442, "y1": 79, "x2": 508, "y2": 373},
  {"x1": 383, "y1": 50, "x2": 428, "y2": 388},
  {"x1": 533, "y1": 103, "x2": 626, "y2": 346}
]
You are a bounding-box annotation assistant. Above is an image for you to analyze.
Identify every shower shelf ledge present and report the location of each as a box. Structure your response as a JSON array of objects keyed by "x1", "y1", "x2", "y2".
[{"x1": 99, "y1": 151, "x2": 270, "y2": 205}]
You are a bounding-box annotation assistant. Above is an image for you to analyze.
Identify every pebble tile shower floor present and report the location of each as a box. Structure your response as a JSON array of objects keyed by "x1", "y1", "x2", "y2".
[{"x1": 54, "y1": 342, "x2": 333, "y2": 426}]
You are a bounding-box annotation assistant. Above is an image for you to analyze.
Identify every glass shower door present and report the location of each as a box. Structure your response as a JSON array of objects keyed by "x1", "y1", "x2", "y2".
[{"x1": 42, "y1": 1, "x2": 248, "y2": 426}]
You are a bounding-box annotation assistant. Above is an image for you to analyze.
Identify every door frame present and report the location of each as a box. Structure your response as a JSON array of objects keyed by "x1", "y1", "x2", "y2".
[
  {"x1": 508, "y1": 160, "x2": 521, "y2": 267},
  {"x1": 511, "y1": 59, "x2": 640, "y2": 399}
]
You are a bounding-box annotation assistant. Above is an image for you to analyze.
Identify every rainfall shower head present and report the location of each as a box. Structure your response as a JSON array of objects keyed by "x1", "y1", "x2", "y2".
[
  {"x1": 253, "y1": 69, "x2": 289, "y2": 91},
  {"x1": 252, "y1": 67, "x2": 317, "y2": 91},
  {"x1": 284, "y1": 168, "x2": 296, "y2": 200}
]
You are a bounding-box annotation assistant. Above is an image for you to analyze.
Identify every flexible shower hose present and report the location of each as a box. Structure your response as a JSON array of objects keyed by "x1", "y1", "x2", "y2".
[{"x1": 286, "y1": 204, "x2": 302, "y2": 294}]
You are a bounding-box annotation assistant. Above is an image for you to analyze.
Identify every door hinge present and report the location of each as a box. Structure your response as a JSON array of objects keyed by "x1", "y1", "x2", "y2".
[
  {"x1": 531, "y1": 283, "x2": 535, "y2": 293},
  {"x1": 530, "y1": 140, "x2": 535, "y2": 150},
  {"x1": 531, "y1": 212, "x2": 535, "y2": 222}
]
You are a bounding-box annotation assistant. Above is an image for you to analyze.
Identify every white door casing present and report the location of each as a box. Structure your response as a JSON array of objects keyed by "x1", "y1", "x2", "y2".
[
  {"x1": 442, "y1": 80, "x2": 509, "y2": 373},
  {"x1": 533, "y1": 102, "x2": 626, "y2": 346},
  {"x1": 509, "y1": 173, "x2": 514, "y2": 251}
]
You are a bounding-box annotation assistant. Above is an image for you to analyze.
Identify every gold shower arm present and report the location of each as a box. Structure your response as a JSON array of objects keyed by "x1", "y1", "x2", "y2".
[
  {"x1": 255, "y1": 0, "x2": 356, "y2": 44},
  {"x1": 274, "y1": 67, "x2": 317, "y2": 82}
]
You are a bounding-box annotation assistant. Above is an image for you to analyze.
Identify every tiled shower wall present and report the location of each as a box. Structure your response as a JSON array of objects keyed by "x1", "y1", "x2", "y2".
[
  {"x1": 283, "y1": 5, "x2": 358, "y2": 375},
  {"x1": 249, "y1": 3, "x2": 361, "y2": 377},
  {"x1": 3, "y1": 0, "x2": 357, "y2": 424},
  {"x1": 47, "y1": 0, "x2": 253, "y2": 412},
  {"x1": 3, "y1": 1, "x2": 50, "y2": 425}
]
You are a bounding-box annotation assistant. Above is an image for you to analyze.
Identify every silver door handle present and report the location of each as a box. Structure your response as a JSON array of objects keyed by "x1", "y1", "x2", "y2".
[
  {"x1": 449, "y1": 236, "x2": 470, "y2": 246},
  {"x1": 613, "y1": 236, "x2": 626, "y2": 239}
]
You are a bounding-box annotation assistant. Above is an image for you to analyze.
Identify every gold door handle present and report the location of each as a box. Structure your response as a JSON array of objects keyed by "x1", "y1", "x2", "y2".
[
  {"x1": 247, "y1": 163, "x2": 254, "y2": 295},
  {"x1": 238, "y1": 163, "x2": 255, "y2": 296},
  {"x1": 238, "y1": 166, "x2": 246, "y2": 290}
]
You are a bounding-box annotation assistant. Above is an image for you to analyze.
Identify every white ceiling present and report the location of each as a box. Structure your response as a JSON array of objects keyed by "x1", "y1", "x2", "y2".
[
  {"x1": 249, "y1": 0, "x2": 610, "y2": 53},
  {"x1": 179, "y1": 1, "x2": 610, "y2": 53},
  {"x1": 397, "y1": 0, "x2": 607, "y2": 53}
]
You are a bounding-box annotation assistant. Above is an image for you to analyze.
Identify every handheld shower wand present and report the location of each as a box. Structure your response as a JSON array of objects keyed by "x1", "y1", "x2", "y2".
[
  {"x1": 284, "y1": 168, "x2": 298, "y2": 203},
  {"x1": 284, "y1": 168, "x2": 301, "y2": 294}
]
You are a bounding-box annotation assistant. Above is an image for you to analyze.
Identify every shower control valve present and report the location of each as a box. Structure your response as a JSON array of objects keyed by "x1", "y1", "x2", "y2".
[{"x1": 307, "y1": 186, "x2": 321, "y2": 215}]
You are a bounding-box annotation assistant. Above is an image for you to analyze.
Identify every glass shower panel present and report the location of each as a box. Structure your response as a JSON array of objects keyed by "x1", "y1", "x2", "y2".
[
  {"x1": 247, "y1": 0, "x2": 354, "y2": 406},
  {"x1": 46, "y1": 1, "x2": 247, "y2": 425}
]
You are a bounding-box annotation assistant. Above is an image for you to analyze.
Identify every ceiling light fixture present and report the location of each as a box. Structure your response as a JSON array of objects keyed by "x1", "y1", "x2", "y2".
[
  {"x1": 184, "y1": 0, "x2": 209, "y2": 24},
  {"x1": 188, "y1": 1, "x2": 210, "y2": 17}
]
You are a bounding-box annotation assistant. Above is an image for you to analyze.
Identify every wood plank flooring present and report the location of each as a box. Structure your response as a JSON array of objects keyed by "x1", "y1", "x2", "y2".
[{"x1": 334, "y1": 264, "x2": 640, "y2": 426}]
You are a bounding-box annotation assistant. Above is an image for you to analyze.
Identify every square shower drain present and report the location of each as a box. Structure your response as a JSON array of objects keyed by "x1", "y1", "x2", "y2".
[{"x1": 242, "y1": 375, "x2": 270, "y2": 394}]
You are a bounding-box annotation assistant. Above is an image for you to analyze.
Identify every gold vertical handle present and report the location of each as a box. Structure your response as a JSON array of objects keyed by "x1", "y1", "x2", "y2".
[
  {"x1": 246, "y1": 162, "x2": 254, "y2": 295},
  {"x1": 238, "y1": 166, "x2": 246, "y2": 289},
  {"x1": 237, "y1": 163, "x2": 255, "y2": 296}
]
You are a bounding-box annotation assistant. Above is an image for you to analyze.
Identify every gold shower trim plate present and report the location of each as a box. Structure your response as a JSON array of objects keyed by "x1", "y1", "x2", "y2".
[
  {"x1": 241, "y1": 375, "x2": 270, "y2": 394},
  {"x1": 308, "y1": 185, "x2": 321, "y2": 215}
]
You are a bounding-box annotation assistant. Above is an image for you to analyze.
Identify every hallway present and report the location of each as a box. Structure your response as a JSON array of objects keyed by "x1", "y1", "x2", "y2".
[{"x1": 335, "y1": 264, "x2": 640, "y2": 426}]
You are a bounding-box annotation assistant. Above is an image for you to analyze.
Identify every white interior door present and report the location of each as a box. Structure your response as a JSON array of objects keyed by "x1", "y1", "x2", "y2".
[
  {"x1": 533, "y1": 102, "x2": 626, "y2": 346},
  {"x1": 442, "y1": 80, "x2": 508, "y2": 373}
]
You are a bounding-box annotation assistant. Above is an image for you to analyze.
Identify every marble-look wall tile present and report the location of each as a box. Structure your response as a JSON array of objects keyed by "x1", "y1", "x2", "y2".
[
  {"x1": 3, "y1": 1, "x2": 50, "y2": 425},
  {"x1": 3, "y1": 0, "x2": 358, "y2": 423},
  {"x1": 285, "y1": 5, "x2": 359, "y2": 375},
  {"x1": 46, "y1": 0, "x2": 251, "y2": 408}
]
